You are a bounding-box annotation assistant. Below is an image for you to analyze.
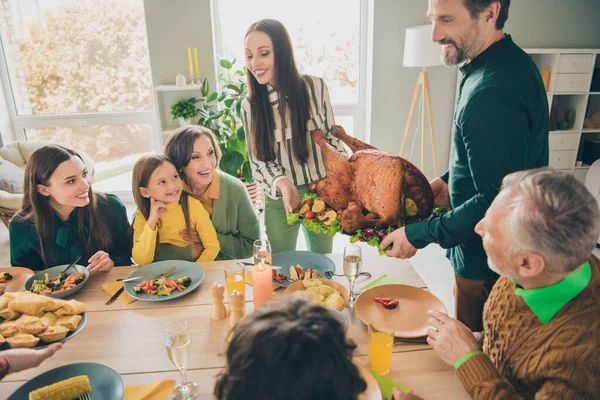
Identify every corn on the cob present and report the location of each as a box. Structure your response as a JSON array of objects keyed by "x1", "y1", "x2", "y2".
[{"x1": 29, "y1": 375, "x2": 91, "y2": 400}]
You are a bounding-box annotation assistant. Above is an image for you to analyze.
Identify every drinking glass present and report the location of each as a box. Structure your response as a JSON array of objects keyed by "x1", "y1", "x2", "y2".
[
  {"x1": 224, "y1": 262, "x2": 245, "y2": 300},
  {"x1": 165, "y1": 320, "x2": 198, "y2": 399},
  {"x1": 368, "y1": 320, "x2": 395, "y2": 375},
  {"x1": 253, "y1": 239, "x2": 272, "y2": 266},
  {"x1": 343, "y1": 244, "x2": 362, "y2": 307}
]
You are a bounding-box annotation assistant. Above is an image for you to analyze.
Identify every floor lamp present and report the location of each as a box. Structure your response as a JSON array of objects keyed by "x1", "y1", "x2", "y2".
[{"x1": 400, "y1": 24, "x2": 443, "y2": 176}]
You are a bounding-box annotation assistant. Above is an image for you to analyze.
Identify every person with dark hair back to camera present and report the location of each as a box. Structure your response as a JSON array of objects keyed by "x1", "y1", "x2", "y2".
[
  {"x1": 382, "y1": 0, "x2": 549, "y2": 334},
  {"x1": 214, "y1": 296, "x2": 367, "y2": 400}
]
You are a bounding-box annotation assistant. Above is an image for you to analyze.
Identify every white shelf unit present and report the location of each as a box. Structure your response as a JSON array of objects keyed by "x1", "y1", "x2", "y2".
[
  {"x1": 527, "y1": 48, "x2": 600, "y2": 183},
  {"x1": 152, "y1": 84, "x2": 204, "y2": 145}
]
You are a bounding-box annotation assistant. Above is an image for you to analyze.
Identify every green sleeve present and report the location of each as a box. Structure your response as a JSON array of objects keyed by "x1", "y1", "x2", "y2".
[
  {"x1": 105, "y1": 194, "x2": 132, "y2": 266},
  {"x1": 440, "y1": 170, "x2": 449, "y2": 183},
  {"x1": 9, "y1": 217, "x2": 44, "y2": 269},
  {"x1": 216, "y1": 180, "x2": 260, "y2": 260},
  {"x1": 407, "y1": 88, "x2": 531, "y2": 248},
  {"x1": 190, "y1": 199, "x2": 220, "y2": 262}
]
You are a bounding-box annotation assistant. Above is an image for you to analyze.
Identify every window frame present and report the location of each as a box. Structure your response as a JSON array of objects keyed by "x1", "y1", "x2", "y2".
[
  {"x1": 210, "y1": 0, "x2": 372, "y2": 141},
  {"x1": 0, "y1": 14, "x2": 159, "y2": 197}
]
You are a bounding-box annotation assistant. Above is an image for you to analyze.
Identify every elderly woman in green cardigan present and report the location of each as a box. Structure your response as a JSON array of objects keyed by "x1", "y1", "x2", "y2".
[{"x1": 164, "y1": 126, "x2": 260, "y2": 260}]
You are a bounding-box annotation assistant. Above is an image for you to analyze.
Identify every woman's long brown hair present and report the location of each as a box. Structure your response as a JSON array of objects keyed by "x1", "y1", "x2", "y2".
[
  {"x1": 245, "y1": 19, "x2": 311, "y2": 164},
  {"x1": 21, "y1": 145, "x2": 112, "y2": 268},
  {"x1": 131, "y1": 155, "x2": 193, "y2": 257}
]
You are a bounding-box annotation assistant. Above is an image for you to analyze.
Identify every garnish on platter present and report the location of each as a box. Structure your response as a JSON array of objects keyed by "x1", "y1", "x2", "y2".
[
  {"x1": 373, "y1": 296, "x2": 400, "y2": 310},
  {"x1": 286, "y1": 194, "x2": 343, "y2": 237},
  {"x1": 288, "y1": 193, "x2": 446, "y2": 255}
]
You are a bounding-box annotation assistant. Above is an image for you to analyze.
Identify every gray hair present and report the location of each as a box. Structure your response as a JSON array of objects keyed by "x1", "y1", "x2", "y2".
[{"x1": 500, "y1": 168, "x2": 600, "y2": 276}]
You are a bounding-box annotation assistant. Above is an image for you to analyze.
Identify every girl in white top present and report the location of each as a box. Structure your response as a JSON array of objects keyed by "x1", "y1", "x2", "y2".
[{"x1": 241, "y1": 18, "x2": 347, "y2": 254}]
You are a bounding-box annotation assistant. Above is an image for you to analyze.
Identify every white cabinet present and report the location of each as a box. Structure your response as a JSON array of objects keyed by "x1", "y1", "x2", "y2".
[
  {"x1": 452, "y1": 48, "x2": 600, "y2": 183},
  {"x1": 555, "y1": 74, "x2": 589, "y2": 93},
  {"x1": 557, "y1": 54, "x2": 593, "y2": 74},
  {"x1": 527, "y1": 48, "x2": 600, "y2": 182}
]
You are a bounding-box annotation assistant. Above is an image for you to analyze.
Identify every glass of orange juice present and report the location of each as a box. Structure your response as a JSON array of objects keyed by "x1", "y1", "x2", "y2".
[
  {"x1": 224, "y1": 262, "x2": 245, "y2": 300},
  {"x1": 368, "y1": 320, "x2": 395, "y2": 375}
]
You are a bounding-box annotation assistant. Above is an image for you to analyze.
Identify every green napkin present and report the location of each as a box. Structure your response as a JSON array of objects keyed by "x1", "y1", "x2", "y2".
[
  {"x1": 371, "y1": 371, "x2": 411, "y2": 398},
  {"x1": 360, "y1": 274, "x2": 406, "y2": 291}
]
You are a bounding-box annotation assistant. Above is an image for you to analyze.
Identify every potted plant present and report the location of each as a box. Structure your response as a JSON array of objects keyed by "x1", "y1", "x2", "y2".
[
  {"x1": 171, "y1": 97, "x2": 200, "y2": 127},
  {"x1": 196, "y1": 58, "x2": 262, "y2": 210},
  {"x1": 197, "y1": 58, "x2": 252, "y2": 182}
]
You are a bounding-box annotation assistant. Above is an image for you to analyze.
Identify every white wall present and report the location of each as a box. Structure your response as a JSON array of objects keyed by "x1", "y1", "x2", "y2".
[
  {"x1": 371, "y1": 0, "x2": 600, "y2": 179},
  {"x1": 143, "y1": 0, "x2": 217, "y2": 134},
  {"x1": 142, "y1": 0, "x2": 600, "y2": 178}
]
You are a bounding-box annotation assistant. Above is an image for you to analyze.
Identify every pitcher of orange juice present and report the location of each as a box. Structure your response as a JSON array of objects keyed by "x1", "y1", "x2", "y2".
[{"x1": 368, "y1": 321, "x2": 395, "y2": 375}]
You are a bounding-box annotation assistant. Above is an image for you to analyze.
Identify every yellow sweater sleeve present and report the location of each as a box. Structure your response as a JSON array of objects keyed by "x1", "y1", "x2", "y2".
[
  {"x1": 132, "y1": 211, "x2": 157, "y2": 267},
  {"x1": 189, "y1": 198, "x2": 220, "y2": 262}
]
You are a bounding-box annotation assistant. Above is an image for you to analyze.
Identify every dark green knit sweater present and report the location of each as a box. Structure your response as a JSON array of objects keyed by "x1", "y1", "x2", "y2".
[{"x1": 406, "y1": 34, "x2": 549, "y2": 280}]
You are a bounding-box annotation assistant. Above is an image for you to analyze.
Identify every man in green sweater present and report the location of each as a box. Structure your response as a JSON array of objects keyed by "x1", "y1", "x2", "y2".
[
  {"x1": 382, "y1": 0, "x2": 549, "y2": 331},
  {"x1": 393, "y1": 168, "x2": 600, "y2": 400}
]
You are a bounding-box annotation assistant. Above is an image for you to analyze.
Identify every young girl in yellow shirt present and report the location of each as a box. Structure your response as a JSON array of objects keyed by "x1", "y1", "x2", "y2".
[{"x1": 131, "y1": 155, "x2": 219, "y2": 266}]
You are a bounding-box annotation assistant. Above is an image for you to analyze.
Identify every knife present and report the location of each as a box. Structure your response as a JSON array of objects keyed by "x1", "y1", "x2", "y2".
[{"x1": 105, "y1": 286, "x2": 125, "y2": 306}]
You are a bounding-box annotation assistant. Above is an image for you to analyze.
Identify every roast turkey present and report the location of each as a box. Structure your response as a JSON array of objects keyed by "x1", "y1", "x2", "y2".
[{"x1": 310, "y1": 125, "x2": 434, "y2": 233}]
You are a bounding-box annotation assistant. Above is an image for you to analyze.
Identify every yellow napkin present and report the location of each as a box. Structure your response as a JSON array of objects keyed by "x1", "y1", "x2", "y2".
[
  {"x1": 124, "y1": 379, "x2": 176, "y2": 400},
  {"x1": 101, "y1": 281, "x2": 137, "y2": 304}
]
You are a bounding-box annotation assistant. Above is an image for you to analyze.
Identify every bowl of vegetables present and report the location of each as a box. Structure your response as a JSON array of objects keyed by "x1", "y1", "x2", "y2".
[{"x1": 24, "y1": 264, "x2": 90, "y2": 299}]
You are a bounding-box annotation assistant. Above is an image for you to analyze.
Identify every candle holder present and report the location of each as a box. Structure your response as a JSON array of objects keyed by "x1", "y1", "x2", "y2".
[{"x1": 195, "y1": 75, "x2": 202, "y2": 86}]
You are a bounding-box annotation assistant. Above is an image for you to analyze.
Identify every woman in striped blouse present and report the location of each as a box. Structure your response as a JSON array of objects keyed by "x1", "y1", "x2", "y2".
[{"x1": 241, "y1": 19, "x2": 348, "y2": 254}]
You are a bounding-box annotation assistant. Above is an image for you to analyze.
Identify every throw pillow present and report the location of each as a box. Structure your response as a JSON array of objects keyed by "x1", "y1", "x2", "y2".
[{"x1": 0, "y1": 160, "x2": 25, "y2": 194}]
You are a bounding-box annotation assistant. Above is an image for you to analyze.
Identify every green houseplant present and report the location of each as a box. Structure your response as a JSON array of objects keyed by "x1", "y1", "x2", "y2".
[
  {"x1": 196, "y1": 58, "x2": 253, "y2": 182},
  {"x1": 171, "y1": 97, "x2": 200, "y2": 126}
]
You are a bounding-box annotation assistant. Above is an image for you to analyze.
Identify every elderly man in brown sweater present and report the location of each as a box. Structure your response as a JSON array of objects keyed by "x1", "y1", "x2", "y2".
[{"x1": 394, "y1": 168, "x2": 600, "y2": 400}]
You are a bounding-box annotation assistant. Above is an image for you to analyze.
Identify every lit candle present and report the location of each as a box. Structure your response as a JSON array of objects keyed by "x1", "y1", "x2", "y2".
[
  {"x1": 187, "y1": 47, "x2": 193, "y2": 78},
  {"x1": 193, "y1": 47, "x2": 200, "y2": 76},
  {"x1": 252, "y1": 262, "x2": 273, "y2": 309}
]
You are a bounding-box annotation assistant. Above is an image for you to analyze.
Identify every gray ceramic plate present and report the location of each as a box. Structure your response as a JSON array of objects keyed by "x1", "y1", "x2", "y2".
[
  {"x1": 271, "y1": 251, "x2": 336, "y2": 288},
  {"x1": 8, "y1": 362, "x2": 123, "y2": 400},
  {"x1": 328, "y1": 308, "x2": 349, "y2": 332},
  {"x1": 124, "y1": 260, "x2": 205, "y2": 302},
  {"x1": 0, "y1": 313, "x2": 87, "y2": 350},
  {"x1": 24, "y1": 264, "x2": 90, "y2": 299}
]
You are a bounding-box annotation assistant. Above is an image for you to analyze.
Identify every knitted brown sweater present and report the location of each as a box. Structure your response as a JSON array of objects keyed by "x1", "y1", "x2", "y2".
[{"x1": 456, "y1": 256, "x2": 600, "y2": 399}]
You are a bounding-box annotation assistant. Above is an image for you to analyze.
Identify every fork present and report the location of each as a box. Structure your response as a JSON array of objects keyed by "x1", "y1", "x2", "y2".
[
  {"x1": 78, "y1": 393, "x2": 91, "y2": 400},
  {"x1": 117, "y1": 266, "x2": 176, "y2": 283}
]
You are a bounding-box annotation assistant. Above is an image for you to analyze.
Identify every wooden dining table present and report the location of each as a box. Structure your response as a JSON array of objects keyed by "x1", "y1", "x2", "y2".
[{"x1": 0, "y1": 254, "x2": 469, "y2": 399}]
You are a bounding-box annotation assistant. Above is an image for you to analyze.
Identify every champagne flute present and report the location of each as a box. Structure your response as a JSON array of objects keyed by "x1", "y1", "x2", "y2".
[
  {"x1": 166, "y1": 320, "x2": 198, "y2": 399},
  {"x1": 253, "y1": 239, "x2": 272, "y2": 266},
  {"x1": 344, "y1": 244, "x2": 362, "y2": 308}
]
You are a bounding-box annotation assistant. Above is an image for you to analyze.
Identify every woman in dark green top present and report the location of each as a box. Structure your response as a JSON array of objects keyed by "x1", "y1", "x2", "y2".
[{"x1": 9, "y1": 145, "x2": 132, "y2": 271}]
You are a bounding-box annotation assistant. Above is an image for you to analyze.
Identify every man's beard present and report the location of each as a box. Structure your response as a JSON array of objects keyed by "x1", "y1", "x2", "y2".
[{"x1": 439, "y1": 24, "x2": 480, "y2": 65}]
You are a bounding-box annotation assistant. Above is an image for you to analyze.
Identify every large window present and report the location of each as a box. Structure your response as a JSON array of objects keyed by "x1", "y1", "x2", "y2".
[
  {"x1": 0, "y1": 0, "x2": 157, "y2": 192},
  {"x1": 212, "y1": 0, "x2": 370, "y2": 139}
]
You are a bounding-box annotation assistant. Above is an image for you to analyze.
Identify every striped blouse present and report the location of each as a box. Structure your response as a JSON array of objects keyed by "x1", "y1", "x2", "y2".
[{"x1": 241, "y1": 75, "x2": 348, "y2": 199}]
